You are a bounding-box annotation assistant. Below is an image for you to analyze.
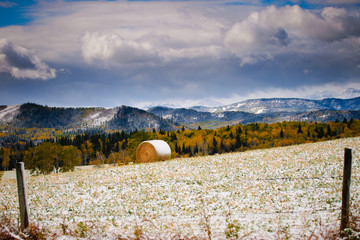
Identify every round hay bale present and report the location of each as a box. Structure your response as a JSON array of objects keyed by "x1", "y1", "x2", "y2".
[{"x1": 136, "y1": 140, "x2": 171, "y2": 163}]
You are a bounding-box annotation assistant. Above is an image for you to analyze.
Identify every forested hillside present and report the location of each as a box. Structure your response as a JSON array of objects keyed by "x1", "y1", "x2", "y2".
[
  {"x1": 106, "y1": 106, "x2": 175, "y2": 131},
  {"x1": 2, "y1": 98, "x2": 360, "y2": 131},
  {"x1": 0, "y1": 103, "x2": 175, "y2": 131},
  {"x1": 1, "y1": 118, "x2": 360, "y2": 173},
  {"x1": 14, "y1": 103, "x2": 89, "y2": 128}
]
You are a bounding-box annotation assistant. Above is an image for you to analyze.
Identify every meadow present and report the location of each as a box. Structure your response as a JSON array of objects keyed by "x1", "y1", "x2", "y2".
[{"x1": 1, "y1": 137, "x2": 360, "y2": 239}]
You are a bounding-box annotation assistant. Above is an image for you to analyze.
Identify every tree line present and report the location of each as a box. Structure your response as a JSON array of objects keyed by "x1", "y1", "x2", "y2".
[{"x1": 1, "y1": 118, "x2": 359, "y2": 174}]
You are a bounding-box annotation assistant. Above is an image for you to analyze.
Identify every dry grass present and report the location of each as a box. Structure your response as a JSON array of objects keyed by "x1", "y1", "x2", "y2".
[
  {"x1": 0, "y1": 215, "x2": 358, "y2": 240},
  {"x1": 1, "y1": 211, "x2": 359, "y2": 239},
  {"x1": 0, "y1": 215, "x2": 49, "y2": 240},
  {"x1": 1, "y1": 138, "x2": 360, "y2": 239}
]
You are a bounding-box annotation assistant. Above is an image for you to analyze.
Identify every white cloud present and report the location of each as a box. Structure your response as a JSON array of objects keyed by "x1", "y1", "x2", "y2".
[
  {"x1": 135, "y1": 97, "x2": 224, "y2": 109},
  {"x1": 81, "y1": 32, "x2": 160, "y2": 65},
  {"x1": 5, "y1": 1, "x2": 358, "y2": 69},
  {"x1": 224, "y1": 5, "x2": 360, "y2": 65},
  {"x1": 135, "y1": 82, "x2": 360, "y2": 108},
  {"x1": 0, "y1": 39, "x2": 56, "y2": 80},
  {"x1": 213, "y1": 82, "x2": 360, "y2": 105},
  {"x1": 0, "y1": 1, "x2": 226, "y2": 67},
  {"x1": 81, "y1": 30, "x2": 227, "y2": 65},
  {"x1": 0, "y1": 1, "x2": 359, "y2": 108},
  {"x1": 77, "y1": 1, "x2": 229, "y2": 66}
]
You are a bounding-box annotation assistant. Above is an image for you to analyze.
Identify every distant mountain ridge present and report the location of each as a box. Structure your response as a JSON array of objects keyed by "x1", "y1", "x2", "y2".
[
  {"x1": 194, "y1": 97, "x2": 360, "y2": 114},
  {"x1": 149, "y1": 97, "x2": 360, "y2": 128},
  {"x1": 1, "y1": 97, "x2": 360, "y2": 130}
]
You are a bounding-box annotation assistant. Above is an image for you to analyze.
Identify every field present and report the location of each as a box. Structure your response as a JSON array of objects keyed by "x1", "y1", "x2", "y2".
[{"x1": 1, "y1": 137, "x2": 360, "y2": 239}]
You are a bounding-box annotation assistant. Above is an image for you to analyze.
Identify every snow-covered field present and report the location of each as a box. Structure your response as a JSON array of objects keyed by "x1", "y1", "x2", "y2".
[{"x1": 1, "y1": 138, "x2": 360, "y2": 239}]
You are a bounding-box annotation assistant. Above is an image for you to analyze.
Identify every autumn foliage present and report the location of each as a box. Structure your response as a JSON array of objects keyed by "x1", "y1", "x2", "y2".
[{"x1": 1, "y1": 118, "x2": 360, "y2": 173}]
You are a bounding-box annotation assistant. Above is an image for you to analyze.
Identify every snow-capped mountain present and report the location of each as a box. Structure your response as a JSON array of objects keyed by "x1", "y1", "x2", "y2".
[
  {"x1": 149, "y1": 97, "x2": 360, "y2": 128},
  {"x1": 306, "y1": 88, "x2": 360, "y2": 100},
  {"x1": 1, "y1": 97, "x2": 360, "y2": 131},
  {"x1": 194, "y1": 97, "x2": 360, "y2": 114}
]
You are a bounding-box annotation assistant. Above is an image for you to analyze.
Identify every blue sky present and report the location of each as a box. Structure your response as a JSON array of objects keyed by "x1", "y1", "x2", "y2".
[{"x1": 1, "y1": 0, "x2": 360, "y2": 108}]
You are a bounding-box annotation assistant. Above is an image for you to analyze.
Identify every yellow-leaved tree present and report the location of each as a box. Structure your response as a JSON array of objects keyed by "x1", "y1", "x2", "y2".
[
  {"x1": 24, "y1": 142, "x2": 82, "y2": 174},
  {"x1": 1, "y1": 148, "x2": 11, "y2": 171},
  {"x1": 60, "y1": 145, "x2": 82, "y2": 172}
]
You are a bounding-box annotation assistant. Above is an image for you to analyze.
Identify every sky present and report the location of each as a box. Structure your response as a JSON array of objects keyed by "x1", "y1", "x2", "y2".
[{"x1": 0, "y1": 0, "x2": 360, "y2": 109}]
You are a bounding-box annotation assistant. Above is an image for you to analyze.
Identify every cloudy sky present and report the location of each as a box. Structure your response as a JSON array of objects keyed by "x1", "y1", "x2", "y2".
[{"x1": 0, "y1": 0, "x2": 360, "y2": 108}]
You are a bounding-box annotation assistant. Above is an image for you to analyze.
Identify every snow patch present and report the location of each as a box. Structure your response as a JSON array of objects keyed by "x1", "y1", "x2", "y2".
[
  {"x1": 255, "y1": 108, "x2": 266, "y2": 114},
  {"x1": 83, "y1": 107, "x2": 118, "y2": 127},
  {"x1": 0, "y1": 104, "x2": 20, "y2": 123},
  {"x1": 163, "y1": 114, "x2": 173, "y2": 120}
]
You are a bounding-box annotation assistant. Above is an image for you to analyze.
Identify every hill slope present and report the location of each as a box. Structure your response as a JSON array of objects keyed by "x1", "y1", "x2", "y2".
[
  {"x1": 1, "y1": 97, "x2": 360, "y2": 131},
  {"x1": 0, "y1": 103, "x2": 175, "y2": 131},
  {"x1": 1, "y1": 137, "x2": 359, "y2": 239}
]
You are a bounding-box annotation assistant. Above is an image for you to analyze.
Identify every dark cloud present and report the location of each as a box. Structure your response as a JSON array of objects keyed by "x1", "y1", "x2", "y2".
[
  {"x1": 2, "y1": 42, "x2": 36, "y2": 69},
  {"x1": 0, "y1": 39, "x2": 56, "y2": 80},
  {"x1": 274, "y1": 28, "x2": 290, "y2": 46}
]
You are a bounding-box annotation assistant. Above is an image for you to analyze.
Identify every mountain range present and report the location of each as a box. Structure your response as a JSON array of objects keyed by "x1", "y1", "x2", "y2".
[
  {"x1": 190, "y1": 97, "x2": 360, "y2": 113},
  {"x1": 1, "y1": 97, "x2": 360, "y2": 131},
  {"x1": 148, "y1": 97, "x2": 360, "y2": 128},
  {"x1": 0, "y1": 103, "x2": 175, "y2": 132}
]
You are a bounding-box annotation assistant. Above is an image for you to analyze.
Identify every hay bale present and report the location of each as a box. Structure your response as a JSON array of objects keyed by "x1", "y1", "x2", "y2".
[{"x1": 136, "y1": 140, "x2": 171, "y2": 163}]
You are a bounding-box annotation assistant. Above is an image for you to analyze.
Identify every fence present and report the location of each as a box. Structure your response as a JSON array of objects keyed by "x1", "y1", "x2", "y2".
[{"x1": 10, "y1": 147, "x2": 359, "y2": 239}]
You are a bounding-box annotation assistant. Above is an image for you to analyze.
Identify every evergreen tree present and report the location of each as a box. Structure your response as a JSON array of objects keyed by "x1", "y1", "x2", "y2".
[
  {"x1": 170, "y1": 132, "x2": 177, "y2": 141},
  {"x1": 235, "y1": 133, "x2": 241, "y2": 148},
  {"x1": 348, "y1": 118, "x2": 354, "y2": 128},
  {"x1": 318, "y1": 127, "x2": 325, "y2": 138},
  {"x1": 212, "y1": 136, "x2": 218, "y2": 154},
  {"x1": 220, "y1": 139, "x2": 226, "y2": 153},
  {"x1": 326, "y1": 124, "x2": 332, "y2": 137},
  {"x1": 229, "y1": 131, "x2": 234, "y2": 139},
  {"x1": 174, "y1": 142, "x2": 179, "y2": 153},
  {"x1": 178, "y1": 144, "x2": 182, "y2": 155},
  {"x1": 237, "y1": 126, "x2": 242, "y2": 134},
  {"x1": 297, "y1": 123, "x2": 303, "y2": 134}
]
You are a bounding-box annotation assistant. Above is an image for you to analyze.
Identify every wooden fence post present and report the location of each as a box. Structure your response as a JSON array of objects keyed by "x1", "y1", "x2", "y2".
[
  {"x1": 16, "y1": 162, "x2": 29, "y2": 231},
  {"x1": 340, "y1": 148, "x2": 353, "y2": 233}
]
